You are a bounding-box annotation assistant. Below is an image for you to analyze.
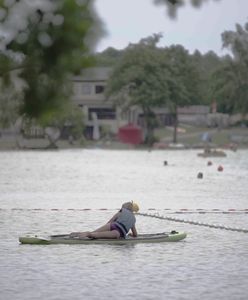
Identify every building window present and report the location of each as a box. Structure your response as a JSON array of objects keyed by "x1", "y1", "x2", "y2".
[
  {"x1": 82, "y1": 84, "x2": 91, "y2": 95},
  {"x1": 73, "y1": 83, "x2": 91, "y2": 95},
  {"x1": 95, "y1": 85, "x2": 105, "y2": 94},
  {"x1": 89, "y1": 108, "x2": 116, "y2": 120}
]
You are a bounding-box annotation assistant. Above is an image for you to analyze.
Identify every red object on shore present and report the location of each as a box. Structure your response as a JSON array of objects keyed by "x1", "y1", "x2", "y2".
[{"x1": 118, "y1": 123, "x2": 143, "y2": 145}]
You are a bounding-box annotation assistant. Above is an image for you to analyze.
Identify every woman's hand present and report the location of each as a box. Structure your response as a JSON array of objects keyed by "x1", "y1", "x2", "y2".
[{"x1": 69, "y1": 232, "x2": 80, "y2": 238}]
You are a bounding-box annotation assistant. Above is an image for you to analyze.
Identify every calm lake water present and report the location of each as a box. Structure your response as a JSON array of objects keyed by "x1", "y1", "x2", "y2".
[{"x1": 1, "y1": 149, "x2": 248, "y2": 300}]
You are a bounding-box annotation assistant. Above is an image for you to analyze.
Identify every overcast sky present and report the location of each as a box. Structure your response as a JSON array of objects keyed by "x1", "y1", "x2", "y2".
[{"x1": 94, "y1": 0, "x2": 248, "y2": 56}]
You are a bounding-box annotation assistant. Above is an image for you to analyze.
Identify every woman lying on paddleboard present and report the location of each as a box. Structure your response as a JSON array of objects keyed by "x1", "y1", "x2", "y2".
[{"x1": 70, "y1": 201, "x2": 139, "y2": 239}]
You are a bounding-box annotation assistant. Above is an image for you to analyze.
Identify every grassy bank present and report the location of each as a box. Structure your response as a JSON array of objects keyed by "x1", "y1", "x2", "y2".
[
  {"x1": 154, "y1": 125, "x2": 248, "y2": 149},
  {"x1": 0, "y1": 125, "x2": 247, "y2": 150}
]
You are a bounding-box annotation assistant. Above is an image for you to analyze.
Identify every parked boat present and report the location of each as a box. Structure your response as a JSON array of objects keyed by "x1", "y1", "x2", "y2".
[{"x1": 198, "y1": 149, "x2": 227, "y2": 157}]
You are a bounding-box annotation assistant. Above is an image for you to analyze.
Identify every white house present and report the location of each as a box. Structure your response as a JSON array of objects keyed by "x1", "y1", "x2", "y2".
[{"x1": 71, "y1": 67, "x2": 123, "y2": 138}]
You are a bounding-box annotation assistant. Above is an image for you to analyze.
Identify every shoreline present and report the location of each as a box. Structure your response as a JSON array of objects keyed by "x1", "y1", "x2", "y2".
[
  {"x1": 0, "y1": 126, "x2": 247, "y2": 151},
  {"x1": 0, "y1": 138, "x2": 246, "y2": 151}
]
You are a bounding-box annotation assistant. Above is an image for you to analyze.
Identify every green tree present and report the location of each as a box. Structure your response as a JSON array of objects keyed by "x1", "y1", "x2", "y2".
[
  {"x1": 95, "y1": 47, "x2": 124, "y2": 67},
  {"x1": 106, "y1": 34, "x2": 171, "y2": 145},
  {"x1": 48, "y1": 104, "x2": 85, "y2": 140},
  {"x1": 0, "y1": 0, "x2": 223, "y2": 129},
  {"x1": 0, "y1": 52, "x2": 23, "y2": 128},
  {"x1": 0, "y1": 0, "x2": 103, "y2": 125},
  {"x1": 0, "y1": 83, "x2": 21, "y2": 129},
  {"x1": 211, "y1": 23, "x2": 248, "y2": 118},
  {"x1": 106, "y1": 36, "x2": 201, "y2": 145},
  {"x1": 192, "y1": 50, "x2": 222, "y2": 106},
  {"x1": 165, "y1": 45, "x2": 201, "y2": 142}
]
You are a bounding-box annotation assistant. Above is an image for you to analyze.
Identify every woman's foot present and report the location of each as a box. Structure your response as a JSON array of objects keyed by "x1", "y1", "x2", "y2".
[
  {"x1": 87, "y1": 232, "x2": 96, "y2": 239},
  {"x1": 69, "y1": 232, "x2": 80, "y2": 238},
  {"x1": 78, "y1": 232, "x2": 91, "y2": 239}
]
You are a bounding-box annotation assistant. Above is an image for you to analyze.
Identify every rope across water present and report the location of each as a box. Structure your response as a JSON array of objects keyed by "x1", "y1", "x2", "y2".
[
  {"x1": 137, "y1": 212, "x2": 248, "y2": 233},
  {"x1": 1, "y1": 208, "x2": 248, "y2": 214},
  {"x1": 1, "y1": 208, "x2": 247, "y2": 233}
]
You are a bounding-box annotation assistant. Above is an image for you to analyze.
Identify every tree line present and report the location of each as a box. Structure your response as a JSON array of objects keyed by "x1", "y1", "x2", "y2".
[{"x1": 96, "y1": 25, "x2": 248, "y2": 143}]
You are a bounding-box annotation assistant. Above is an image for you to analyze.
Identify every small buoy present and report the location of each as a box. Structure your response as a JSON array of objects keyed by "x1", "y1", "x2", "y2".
[
  {"x1": 197, "y1": 172, "x2": 203, "y2": 179},
  {"x1": 217, "y1": 165, "x2": 223, "y2": 172},
  {"x1": 163, "y1": 160, "x2": 168, "y2": 166},
  {"x1": 207, "y1": 161, "x2": 213, "y2": 166}
]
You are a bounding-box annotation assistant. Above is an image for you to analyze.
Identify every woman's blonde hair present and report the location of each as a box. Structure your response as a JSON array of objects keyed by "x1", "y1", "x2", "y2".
[
  {"x1": 122, "y1": 202, "x2": 133, "y2": 211},
  {"x1": 122, "y1": 201, "x2": 139, "y2": 212}
]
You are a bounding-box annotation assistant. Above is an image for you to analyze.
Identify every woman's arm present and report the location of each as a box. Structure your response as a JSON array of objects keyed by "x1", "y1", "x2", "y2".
[{"x1": 130, "y1": 225, "x2": 138, "y2": 237}]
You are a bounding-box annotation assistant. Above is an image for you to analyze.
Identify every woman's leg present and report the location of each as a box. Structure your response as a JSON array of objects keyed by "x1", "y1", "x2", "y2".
[
  {"x1": 70, "y1": 231, "x2": 90, "y2": 238},
  {"x1": 89, "y1": 230, "x2": 120, "y2": 239},
  {"x1": 69, "y1": 223, "x2": 111, "y2": 237},
  {"x1": 92, "y1": 223, "x2": 111, "y2": 232}
]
